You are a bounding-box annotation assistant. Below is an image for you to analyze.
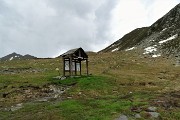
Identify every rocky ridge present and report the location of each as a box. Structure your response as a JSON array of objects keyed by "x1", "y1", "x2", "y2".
[
  {"x1": 100, "y1": 3, "x2": 180, "y2": 58},
  {"x1": 0, "y1": 52, "x2": 37, "y2": 61}
]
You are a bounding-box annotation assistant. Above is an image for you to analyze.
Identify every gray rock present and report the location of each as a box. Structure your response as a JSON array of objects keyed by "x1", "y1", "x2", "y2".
[
  {"x1": 52, "y1": 76, "x2": 67, "y2": 80},
  {"x1": 148, "y1": 112, "x2": 160, "y2": 118},
  {"x1": 53, "y1": 76, "x2": 62, "y2": 79},
  {"x1": 36, "y1": 98, "x2": 48, "y2": 102},
  {"x1": 115, "y1": 115, "x2": 128, "y2": 120},
  {"x1": 10, "y1": 103, "x2": 23, "y2": 111},
  {"x1": 61, "y1": 76, "x2": 66, "y2": 80},
  {"x1": 135, "y1": 114, "x2": 141, "y2": 118},
  {"x1": 147, "y1": 106, "x2": 157, "y2": 112}
]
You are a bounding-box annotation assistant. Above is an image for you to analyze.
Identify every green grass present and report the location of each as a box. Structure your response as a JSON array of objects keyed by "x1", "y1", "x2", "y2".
[
  {"x1": 53, "y1": 99, "x2": 133, "y2": 120},
  {"x1": 58, "y1": 76, "x2": 113, "y2": 89},
  {"x1": 55, "y1": 99, "x2": 142, "y2": 120},
  {"x1": 0, "y1": 75, "x2": 149, "y2": 120}
]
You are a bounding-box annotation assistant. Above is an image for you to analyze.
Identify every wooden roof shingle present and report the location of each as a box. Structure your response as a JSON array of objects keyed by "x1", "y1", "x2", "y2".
[{"x1": 61, "y1": 47, "x2": 88, "y2": 58}]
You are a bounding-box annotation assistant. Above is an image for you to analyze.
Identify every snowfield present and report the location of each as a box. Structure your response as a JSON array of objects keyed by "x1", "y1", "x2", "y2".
[
  {"x1": 159, "y1": 34, "x2": 178, "y2": 44},
  {"x1": 125, "y1": 47, "x2": 136, "y2": 51},
  {"x1": 143, "y1": 46, "x2": 157, "y2": 54},
  {"x1": 152, "y1": 54, "x2": 161, "y2": 58},
  {"x1": 111, "y1": 48, "x2": 119, "y2": 52}
]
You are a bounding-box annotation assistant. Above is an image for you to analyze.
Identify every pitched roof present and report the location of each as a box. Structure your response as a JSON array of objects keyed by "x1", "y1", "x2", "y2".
[
  {"x1": 61, "y1": 48, "x2": 88, "y2": 58},
  {"x1": 61, "y1": 48, "x2": 79, "y2": 56}
]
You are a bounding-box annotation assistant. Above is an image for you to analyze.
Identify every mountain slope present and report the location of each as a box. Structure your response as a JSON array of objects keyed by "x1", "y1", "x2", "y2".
[
  {"x1": 101, "y1": 27, "x2": 149, "y2": 52},
  {"x1": 23, "y1": 54, "x2": 37, "y2": 59},
  {"x1": 100, "y1": 3, "x2": 180, "y2": 57},
  {"x1": 0, "y1": 52, "x2": 23, "y2": 61}
]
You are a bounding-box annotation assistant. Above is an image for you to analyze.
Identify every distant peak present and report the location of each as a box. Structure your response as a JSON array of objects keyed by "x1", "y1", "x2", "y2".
[
  {"x1": 176, "y1": 3, "x2": 180, "y2": 7},
  {"x1": 12, "y1": 52, "x2": 17, "y2": 54},
  {"x1": 170, "y1": 3, "x2": 180, "y2": 12},
  {"x1": 0, "y1": 53, "x2": 37, "y2": 61}
]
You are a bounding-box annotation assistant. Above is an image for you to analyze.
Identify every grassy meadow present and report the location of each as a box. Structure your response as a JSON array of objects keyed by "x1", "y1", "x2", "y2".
[{"x1": 0, "y1": 51, "x2": 180, "y2": 120}]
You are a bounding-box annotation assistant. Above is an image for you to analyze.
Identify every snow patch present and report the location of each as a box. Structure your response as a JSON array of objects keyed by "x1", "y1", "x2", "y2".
[
  {"x1": 125, "y1": 47, "x2": 136, "y2": 51},
  {"x1": 150, "y1": 40, "x2": 155, "y2": 42},
  {"x1": 9, "y1": 57, "x2": 14, "y2": 61},
  {"x1": 159, "y1": 34, "x2": 178, "y2": 44},
  {"x1": 152, "y1": 54, "x2": 161, "y2": 58},
  {"x1": 143, "y1": 46, "x2": 157, "y2": 54},
  {"x1": 109, "y1": 44, "x2": 115, "y2": 49},
  {"x1": 112, "y1": 48, "x2": 119, "y2": 52},
  {"x1": 162, "y1": 28, "x2": 167, "y2": 32}
]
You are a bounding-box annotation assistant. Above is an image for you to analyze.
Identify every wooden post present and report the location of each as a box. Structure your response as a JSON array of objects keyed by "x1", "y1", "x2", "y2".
[
  {"x1": 75, "y1": 61, "x2": 77, "y2": 76},
  {"x1": 69, "y1": 56, "x2": 73, "y2": 76},
  {"x1": 80, "y1": 60, "x2": 82, "y2": 76},
  {"x1": 62, "y1": 58, "x2": 65, "y2": 76},
  {"x1": 86, "y1": 59, "x2": 89, "y2": 75}
]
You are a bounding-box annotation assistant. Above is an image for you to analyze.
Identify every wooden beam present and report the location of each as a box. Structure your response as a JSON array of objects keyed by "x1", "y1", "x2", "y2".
[
  {"x1": 80, "y1": 60, "x2": 82, "y2": 76},
  {"x1": 86, "y1": 59, "x2": 89, "y2": 75},
  {"x1": 75, "y1": 61, "x2": 77, "y2": 76},
  {"x1": 62, "y1": 57, "x2": 65, "y2": 76},
  {"x1": 69, "y1": 56, "x2": 72, "y2": 76}
]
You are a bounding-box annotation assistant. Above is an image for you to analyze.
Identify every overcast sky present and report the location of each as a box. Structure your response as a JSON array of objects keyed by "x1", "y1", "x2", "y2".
[{"x1": 0, "y1": 0, "x2": 180, "y2": 58}]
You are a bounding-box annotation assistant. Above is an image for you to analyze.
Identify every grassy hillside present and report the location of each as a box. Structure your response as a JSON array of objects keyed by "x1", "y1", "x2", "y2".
[
  {"x1": 0, "y1": 52, "x2": 180, "y2": 120},
  {"x1": 100, "y1": 27, "x2": 149, "y2": 53}
]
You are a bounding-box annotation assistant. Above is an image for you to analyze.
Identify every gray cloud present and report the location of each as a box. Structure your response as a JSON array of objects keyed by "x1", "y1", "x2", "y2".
[
  {"x1": 1, "y1": 0, "x2": 179, "y2": 58},
  {"x1": 0, "y1": 0, "x2": 117, "y2": 57}
]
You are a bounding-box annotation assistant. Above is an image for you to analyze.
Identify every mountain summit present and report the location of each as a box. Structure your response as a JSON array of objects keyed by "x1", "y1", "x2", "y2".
[
  {"x1": 100, "y1": 3, "x2": 180, "y2": 57},
  {"x1": 0, "y1": 52, "x2": 37, "y2": 61}
]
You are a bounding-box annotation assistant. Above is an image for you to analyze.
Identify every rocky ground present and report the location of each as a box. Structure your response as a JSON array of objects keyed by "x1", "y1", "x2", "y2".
[{"x1": 0, "y1": 83, "x2": 71, "y2": 112}]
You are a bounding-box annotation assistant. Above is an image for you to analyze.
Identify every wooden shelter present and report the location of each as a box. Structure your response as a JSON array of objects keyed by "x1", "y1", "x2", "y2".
[{"x1": 61, "y1": 48, "x2": 88, "y2": 76}]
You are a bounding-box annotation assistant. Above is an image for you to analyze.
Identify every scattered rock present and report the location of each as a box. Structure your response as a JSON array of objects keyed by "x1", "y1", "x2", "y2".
[
  {"x1": 55, "y1": 68, "x2": 59, "y2": 71},
  {"x1": 10, "y1": 103, "x2": 23, "y2": 111},
  {"x1": 148, "y1": 112, "x2": 160, "y2": 118},
  {"x1": 147, "y1": 106, "x2": 157, "y2": 112},
  {"x1": 0, "y1": 67, "x2": 43, "y2": 74},
  {"x1": 61, "y1": 76, "x2": 66, "y2": 80},
  {"x1": 36, "y1": 98, "x2": 49, "y2": 102},
  {"x1": 131, "y1": 107, "x2": 142, "y2": 113},
  {"x1": 115, "y1": 115, "x2": 128, "y2": 120},
  {"x1": 52, "y1": 76, "x2": 66, "y2": 80},
  {"x1": 53, "y1": 76, "x2": 62, "y2": 79},
  {"x1": 135, "y1": 114, "x2": 141, "y2": 118}
]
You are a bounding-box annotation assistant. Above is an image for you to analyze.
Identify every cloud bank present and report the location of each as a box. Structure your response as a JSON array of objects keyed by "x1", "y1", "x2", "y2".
[
  {"x1": 0, "y1": 0, "x2": 179, "y2": 57},
  {"x1": 110, "y1": 0, "x2": 180, "y2": 41}
]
